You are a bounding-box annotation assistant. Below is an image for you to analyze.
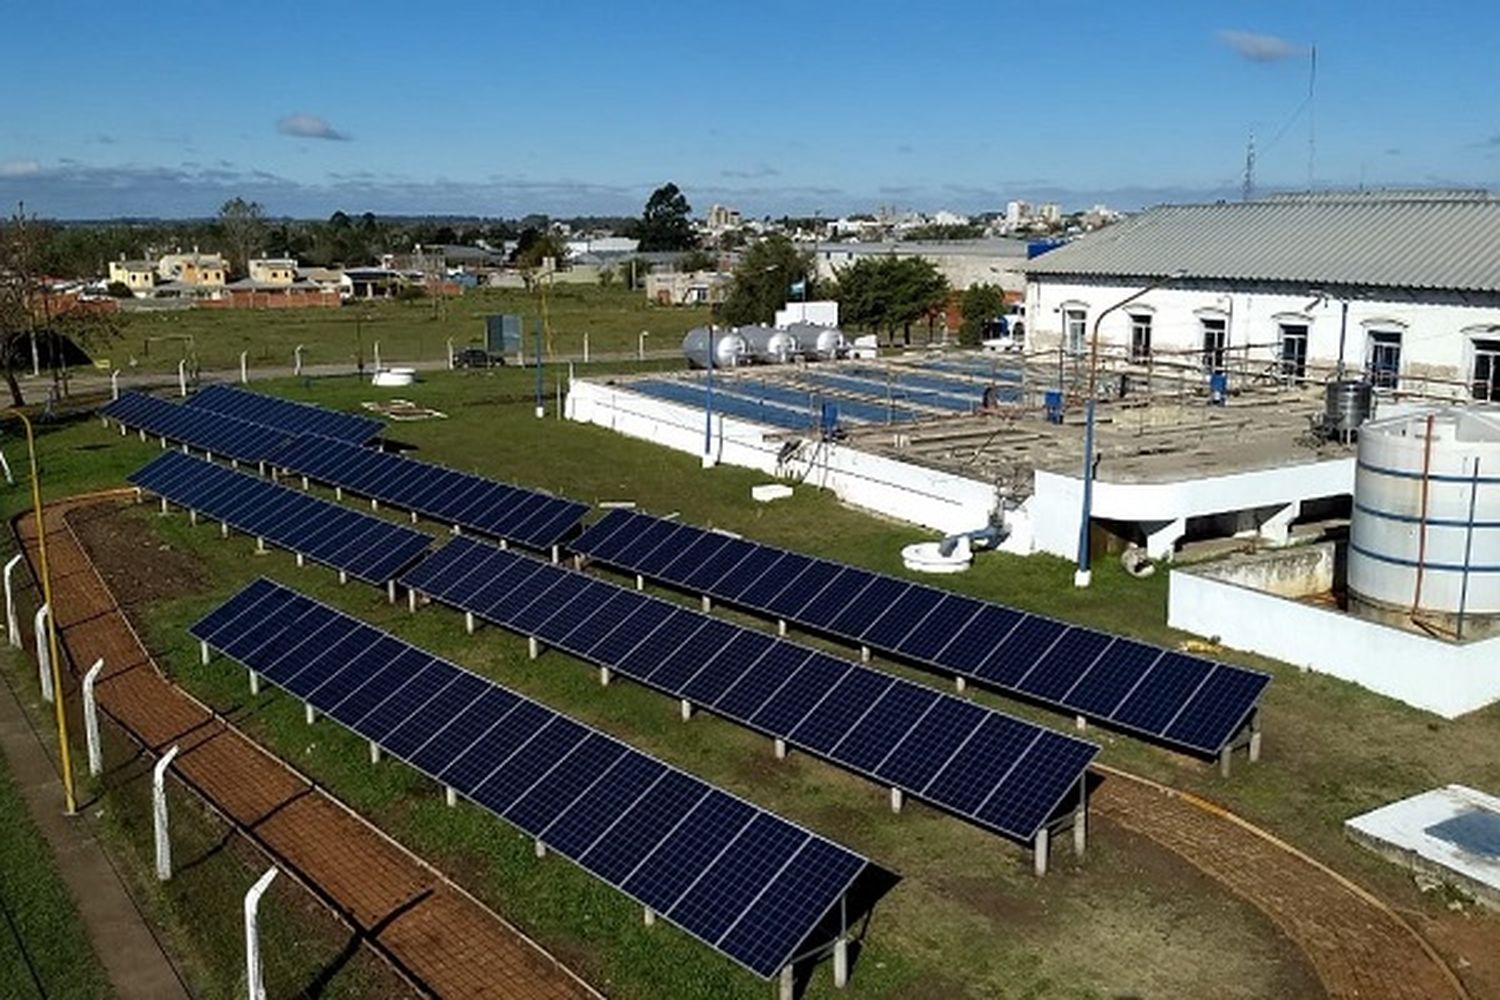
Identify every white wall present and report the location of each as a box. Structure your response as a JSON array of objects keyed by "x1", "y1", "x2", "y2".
[
  {"x1": 1169, "y1": 564, "x2": 1500, "y2": 717},
  {"x1": 567, "y1": 380, "x2": 996, "y2": 535},
  {"x1": 1026, "y1": 277, "x2": 1500, "y2": 397}
]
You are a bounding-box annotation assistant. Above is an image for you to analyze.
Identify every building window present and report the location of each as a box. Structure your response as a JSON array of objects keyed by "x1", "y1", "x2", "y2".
[
  {"x1": 1129, "y1": 313, "x2": 1152, "y2": 361},
  {"x1": 1367, "y1": 331, "x2": 1402, "y2": 389},
  {"x1": 1279, "y1": 324, "x2": 1309, "y2": 383},
  {"x1": 1472, "y1": 339, "x2": 1500, "y2": 401},
  {"x1": 1064, "y1": 309, "x2": 1087, "y2": 353},
  {"x1": 1201, "y1": 318, "x2": 1227, "y2": 374}
]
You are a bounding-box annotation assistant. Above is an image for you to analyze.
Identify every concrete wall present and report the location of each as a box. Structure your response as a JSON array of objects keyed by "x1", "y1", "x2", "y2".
[
  {"x1": 1169, "y1": 559, "x2": 1500, "y2": 717},
  {"x1": 567, "y1": 379, "x2": 996, "y2": 535},
  {"x1": 1026, "y1": 276, "x2": 1500, "y2": 397}
]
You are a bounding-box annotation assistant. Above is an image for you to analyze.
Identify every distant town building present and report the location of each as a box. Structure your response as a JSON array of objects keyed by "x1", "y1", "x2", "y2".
[
  {"x1": 247, "y1": 258, "x2": 297, "y2": 285},
  {"x1": 705, "y1": 204, "x2": 742, "y2": 232},
  {"x1": 156, "y1": 250, "x2": 226, "y2": 288},
  {"x1": 644, "y1": 269, "x2": 732, "y2": 306},
  {"x1": 1038, "y1": 202, "x2": 1062, "y2": 225},
  {"x1": 107, "y1": 258, "x2": 156, "y2": 296},
  {"x1": 1005, "y1": 200, "x2": 1031, "y2": 229},
  {"x1": 813, "y1": 238, "x2": 1030, "y2": 294},
  {"x1": 1022, "y1": 190, "x2": 1500, "y2": 400}
]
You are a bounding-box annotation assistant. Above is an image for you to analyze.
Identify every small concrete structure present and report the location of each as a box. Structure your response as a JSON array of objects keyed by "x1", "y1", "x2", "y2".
[{"x1": 1347, "y1": 785, "x2": 1500, "y2": 912}]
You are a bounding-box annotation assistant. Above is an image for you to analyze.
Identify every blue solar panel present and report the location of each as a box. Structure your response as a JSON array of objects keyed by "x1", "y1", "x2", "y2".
[
  {"x1": 403, "y1": 537, "x2": 1100, "y2": 845},
  {"x1": 102, "y1": 391, "x2": 295, "y2": 464},
  {"x1": 187, "y1": 384, "x2": 383, "y2": 444},
  {"x1": 130, "y1": 451, "x2": 430, "y2": 585},
  {"x1": 567, "y1": 510, "x2": 1270, "y2": 756},
  {"x1": 194, "y1": 579, "x2": 874, "y2": 980},
  {"x1": 266, "y1": 433, "x2": 587, "y2": 550}
]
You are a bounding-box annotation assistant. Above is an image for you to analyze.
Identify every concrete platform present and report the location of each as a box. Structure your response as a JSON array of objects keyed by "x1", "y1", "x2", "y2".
[{"x1": 1346, "y1": 784, "x2": 1500, "y2": 911}]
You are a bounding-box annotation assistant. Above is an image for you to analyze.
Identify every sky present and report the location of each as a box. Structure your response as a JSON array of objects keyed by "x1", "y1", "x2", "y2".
[{"x1": 2, "y1": 1, "x2": 1497, "y2": 220}]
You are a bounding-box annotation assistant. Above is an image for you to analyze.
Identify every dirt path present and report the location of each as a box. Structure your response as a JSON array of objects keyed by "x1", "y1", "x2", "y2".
[
  {"x1": 15, "y1": 494, "x2": 600, "y2": 1000},
  {"x1": 1094, "y1": 766, "x2": 1467, "y2": 1000}
]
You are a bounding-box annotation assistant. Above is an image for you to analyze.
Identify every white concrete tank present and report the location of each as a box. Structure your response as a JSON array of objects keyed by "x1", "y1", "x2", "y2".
[{"x1": 1348, "y1": 407, "x2": 1500, "y2": 637}]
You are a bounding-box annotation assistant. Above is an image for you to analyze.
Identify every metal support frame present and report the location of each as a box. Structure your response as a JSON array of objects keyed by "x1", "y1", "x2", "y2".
[
  {"x1": 83, "y1": 658, "x2": 105, "y2": 777},
  {"x1": 153, "y1": 745, "x2": 180, "y2": 881}
]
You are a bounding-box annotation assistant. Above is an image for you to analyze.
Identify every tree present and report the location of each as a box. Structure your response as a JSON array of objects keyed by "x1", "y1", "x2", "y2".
[
  {"x1": 677, "y1": 248, "x2": 717, "y2": 273},
  {"x1": 635, "y1": 182, "x2": 696, "y2": 252},
  {"x1": 216, "y1": 197, "x2": 267, "y2": 277},
  {"x1": 835, "y1": 255, "x2": 949, "y2": 345},
  {"x1": 510, "y1": 227, "x2": 567, "y2": 271},
  {"x1": 0, "y1": 206, "x2": 122, "y2": 406},
  {"x1": 720, "y1": 235, "x2": 815, "y2": 326},
  {"x1": 959, "y1": 283, "x2": 1005, "y2": 347}
]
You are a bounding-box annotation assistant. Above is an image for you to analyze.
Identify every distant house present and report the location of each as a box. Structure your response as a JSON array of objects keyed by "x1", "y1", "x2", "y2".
[
  {"x1": 644, "y1": 269, "x2": 732, "y2": 306},
  {"x1": 106, "y1": 258, "x2": 157, "y2": 296},
  {"x1": 218, "y1": 258, "x2": 339, "y2": 310},
  {"x1": 157, "y1": 249, "x2": 227, "y2": 289},
  {"x1": 247, "y1": 258, "x2": 298, "y2": 285}
]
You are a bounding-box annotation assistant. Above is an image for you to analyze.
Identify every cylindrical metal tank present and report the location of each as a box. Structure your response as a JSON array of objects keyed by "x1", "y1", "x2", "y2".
[
  {"x1": 1325, "y1": 378, "x2": 1374, "y2": 442},
  {"x1": 682, "y1": 326, "x2": 746, "y2": 369},
  {"x1": 1348, "y1": 407, "x2": 1500, "y2": 638},
  {"x1": 787, "y1": 322, "x2": 846, "y2": 361},
  {"x1": 739, "y1": 325, "x2": 799, "y2": 364}
]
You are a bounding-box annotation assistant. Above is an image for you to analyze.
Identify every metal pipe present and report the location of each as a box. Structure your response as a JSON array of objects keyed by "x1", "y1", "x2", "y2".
[
  {"x1": 1458, "y1": 457, "x2": 1481, "y2": 639},
  {"x1": 1410, "y1": 413, "x2": 1436, "y2": 617}
]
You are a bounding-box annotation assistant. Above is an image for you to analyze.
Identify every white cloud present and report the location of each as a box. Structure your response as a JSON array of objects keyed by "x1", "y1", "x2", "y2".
[
  {"x1": 275, "y1": 113, "x2": 350, "y2": 141},
  {"x1": 0, "y1": 159, "x2": 42, "y2": 178},
  {"x1": 1218, "y1": 29, "x2": 1308, "y2": 63}
]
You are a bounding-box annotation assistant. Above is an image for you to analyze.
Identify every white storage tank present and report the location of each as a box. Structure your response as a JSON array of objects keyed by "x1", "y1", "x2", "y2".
[
  {"x1": 1348, "y1": 407, "x2": 1500, "y2": 637},
  {"x1": 682, "y1": 326, "x2": 747, "y2": 369},
  {"x1": 786, "y1": 322, "x2": 846, "y2": 361},
  {"x1": 740, "y1": 325, "x2": 799, "y2": 364}
]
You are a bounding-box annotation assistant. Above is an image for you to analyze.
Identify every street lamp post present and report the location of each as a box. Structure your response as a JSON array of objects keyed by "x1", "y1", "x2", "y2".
[{"x1": 1074, "y1": 271, "x2": 1185, "y2": 588}]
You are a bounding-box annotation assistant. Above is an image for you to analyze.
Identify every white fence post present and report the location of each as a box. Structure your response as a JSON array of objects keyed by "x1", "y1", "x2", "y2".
[
  {"x1": 4, "y1": 553, "x2": 22, "y2": 647},
  {"x1": 446, "y1": 338, "x2": 454, "y2": 369},
  {"x1": 244, "y1": 866, "x2": 278, "y2": 1000},
  {"x1": 240, "y1": 351, "x2": 248, "y2": 384},
  {"x1": 294, "y1": 345, "x2": 304, "y2": 376},
  {"x1": 373, "y1": 341, "x2": 381, "y2": 372},
  {"x1": 153, "y1": 745, "x2": 180, "y2": 881},
  {"x1": 110, "y1": 370, "x2": 120, "y2": 400},
  {"x1": 32, "y1": 603, "x2": 51, "y2": 702},
  {"x1": 582, "y1": 331, "x2": 590, "y2": 363},
  {"x1": 638, "y1": 330, "x2": 647, "y2": 361},
  {"x1": 177, "y1": 360, "x2": 187, "y2": 397},
  {"x1": 0, "y1": 446, "x2": 12, "y2": 486},
  {"x1": 83, "y1": 658, "x2": 105, "y2": 777}
]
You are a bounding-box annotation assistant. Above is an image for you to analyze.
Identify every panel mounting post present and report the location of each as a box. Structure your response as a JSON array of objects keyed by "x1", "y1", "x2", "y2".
[
  {"x1": 1219, "y1": 745, "x2": 1232, "y2": 778},
  {"x1": 338, "y1": 570, "x2": 348, "y2": 586},
  {"x1": 534, "y1": 839, "x2": 546, "y2": 859},
  {"x1": 220, "y1": 521, "x2": 229, "y2": 538},
  {"x1": 248, "y1": 670, "x2": 260, "y2": 696},
  {"x1": 635, "y1": 574, "x2": 644, "y2": 591},
  {"x1": 371, "y1": 497, "x2": 379, "y2": 511},
  {"x1": 551, "y1": 545, "x2": 560, "y2": 564},
  {"x1": 643, "y1": 907, "x2": 656, "y2": 927},
  {"x1": 599, "y1": 666, "x2": 612, "y2": 686},
  {"x1": 369, "y1": 741, "x2": 381, "y2": 764},
  {"x1": 833, "y1": 896, "x2": 849, "y2": 989},
  {"x1": 777, "y1": 619, "x2": 786, "y2": 637},
  {"x1": 528, "y1": 636, "x2": 540, "y2": 659},
  {"x1": 954, "y1": 676, "x2": 966, "y2": 695},
  {"x1": 778, "y1": 964, "x2": 795, "y2": 1000},
  {"x1": 408, "y1": 589, "x2": 418, "y2": 613},
  {"x1": 700, "y1": 594, "x2": 711, "y2": 612},
  {"x1": 254, "y1": 536, "x2": 266, "y2": 554},
  {"x1": 409, "y1": 510, "x2": 418, "y2": 524},
  {"x1": 334, "y1": 486, "x2": 342, "y2": 501},
  {"x1": 1248, "y1": 708, "x2": 1263, "y2": 763},
  {"x1": 188, "y1": 508, "x2": 198, "y2": 525},
  {"x1": 1033, "y1": 826, "x2": 1050, "y2": 877},
  {"x1": 159, "y1": 497, "x2": 169, "y2": 515},
  {"x1": 464, "y1": 611, "x2": 475, "y2": 634},
  {"x1": 296, "y1": 552, "x2": 305, "y2": 567},
  {"x1": 445, "y1": 786, "x2": 457, "y2": 807},
  {"x1": 199, "y1": 639, "x2": 210, "y2": 665},
  {"x1": 301, "y1": 476, "x2": 309, "y2": 490},
  {"x1": 679, "y1": 699, "x2": 693, "y2": 721},
  {"x1": 387, "y1": 580, "x2": 397, "y2": 605},
  {"x1": 773, "y1": 738, "x2": 787, "y2": 760},
  {"x1": 304, "y1": 703, "x2": 316, "y2": 725},
  {"x1": 890, "y1": 786, "x2": 904, "y2": 813},
  {"x1": 1075, "y1": 715, "x2": 1087, "y2": 731},
  {"x1": 860, "y1": 645, "x2": 871, "y2": 663},
  {"x1": 1073, "y1": 779, "x2": 1088, "y2": 857}
]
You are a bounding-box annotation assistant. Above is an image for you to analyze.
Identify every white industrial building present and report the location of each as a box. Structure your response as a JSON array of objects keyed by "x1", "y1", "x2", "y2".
[
  {"x1": 1022, "y1": 191, "x2": 1500, "y2": 401},
  {"x1": 814, "y1": 238, "x2": 1030, "y2": 294}
]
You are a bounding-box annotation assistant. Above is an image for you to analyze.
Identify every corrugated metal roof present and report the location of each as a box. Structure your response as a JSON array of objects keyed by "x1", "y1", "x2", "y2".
[{"x1": 1022, "y1": 192, "x2": 1500, "y2": 293}]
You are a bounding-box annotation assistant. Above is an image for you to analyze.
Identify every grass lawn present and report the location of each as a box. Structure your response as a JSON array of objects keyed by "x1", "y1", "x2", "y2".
[
  {"x1": 109, "y1": 285, "x2": 712, "y2": 375},
  {"x1": 0, "y1": 687, "x2": 112, "y2": 1000},
  {"x1": 12, "y1": 365, "x2": 1499, "y2": 998}
]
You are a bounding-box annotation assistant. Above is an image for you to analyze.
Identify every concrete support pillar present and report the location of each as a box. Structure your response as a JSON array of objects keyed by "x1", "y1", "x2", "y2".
[
  {"x1": 249, "y1": 671, "x2": 260, "y2": 696},
  {"x1": 700, "y1": 594, "x2": 711, "y2": 612},
  {"x1": 551, "y1": 545, "x2": 560, "y2": 564},
  {"x1": 371, "y1": 498, "x2": 379, "y2": 511},
  {"x1": 410, "y1": 510, "x2": 418, "y2": 524},
  {"x1": 643, "y1": 907, "x2": 656, "y2": 927},
  {"x1": 408, "y1": 589, "x2": 418, "y2": 613},
  {"x1": 534, "y1": 839, "x2": 546, "y2": 859},
  {"x1": 301, "y1": 476, "x2": 309, "y2": 490},
  {"x1": 188, "y1": 508, "x2": 198, "y2": 525},
  {"x1": 295, "y1": 552, "x2": 305, "y2": 568},
  {"x1": 465, "y1": 612, "x2": 477, "y2": 634},
  {"x1": 599, "y1": 666, "x2": 612, "y2": 686},
  {"x1": 833, "y1": 936, "x2": 849, "y2": 989},
  {"x1": 338, "y1": 570, "x2": 348, "y2": 586},
  {"x1": 334, "y1": 486, "x2": 343, "y2": 500},
  {"x1": 304, "y1": 703, "x2": 316, "y2": 725},
  {"x1": 220, "y1": 521, "x2": 229, "y2": 538},
  {"x1": 387, "y1": 580, "x2": 397, "y2": 605},
  {"x1": 777, "y1": 619, "x2": 787, "y2": 637},
  {"x1": 1075, "y1": 714, "x2": 1087, "y2": 731},
  {"x1": 1033, "y1": 826, "x2": 1050, "y2": 877},
  {"x1": 452, "y1": 524, "x2": 461, "y2": 536},
  {"x1": 773, "y1": 738, "x2": 787, "y2": 760},
  {"x1": 635, "y1": 574, "x2": 644, "y2": 591},
  {"x1": 255, "y1": 537, "x2": 266, "y2": 554},
  {"x1": 860, "y1": 645, "x2": 871, "y2": 663},
  {"x1": 778, "y1": 964, "x2": 795, "y2": 1000},
  {"x1": 890, "y1": 786, "x2": 904, "y2": 814},
  {"x1": 199, "y1": 639, "x2": 210, "y2": 665},
  {"x1": 369, "y1": 741, "x2": 381, "y2": 764},
  {"x1": 159, "y1": 497, "x2": 169, "y2": 515},
  {"x1": 158, "y1": 435, "x2": 167, "y2": 448},
  {"x1": 955, "y1": 676, "x2": 966, "y2": 695},
  {"x1": 1073, "y1": 782, "x2": 1088, "y2": 857},
  {"x1": 230, "y1": 458, "x2": 238, "y2": 471},
  {"x1": 1144, "y1": 516, "x2": 1187, "y2": 561},
  {"x1": 1219, "y1": 746, "x2": 1232, "y2": 778},
  {"x1": 1258, "y1": 500, "x2": 1302, "y2": 547},
  {"x1": 1249, "y1": 710, "x2": 1263, "y2": 763},
  {"x1": 528, "y1": 636, "x2": 540, "y2": 659},
  {"x1": 445, "y1": 786, "x2": 458, "y2": 808},
  {"x1": 498, "y1": 539, "x2": 507, "y2": 550},
  {"x1": 139, "y1": 428, "x2": 147, "y2": 442},
  {"x1": 679, "y1": 699, "x2": 693, "y2": 721}
]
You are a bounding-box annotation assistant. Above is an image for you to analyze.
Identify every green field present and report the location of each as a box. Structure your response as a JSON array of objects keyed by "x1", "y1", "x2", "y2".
[
  {"x1": 7, "y1": 364, "x2": 1498, "y2": 998},
  {"x1": 107, "y1": 285, "x2": 712, "y2": 376}
]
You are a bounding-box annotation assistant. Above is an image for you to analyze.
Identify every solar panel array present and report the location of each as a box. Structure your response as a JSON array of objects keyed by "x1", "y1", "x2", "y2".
[
  {"x1": 130, "y1": 451, "x2": 431, "y2": 584},
  {"x1": 402, "y1": 537, "x2": 1099, "y2": 844},
  {"x1": 570, "y1": 509, "x2": 1270, "y2": 757},
  {"x1": 102, "y1": 392, "x2": 293, "y2": 464},
  {"x1": 187, "y1": 384, "x2": 384, "y2": 444},
  {"x1": 265, "y1": 434, "x2": 588, "y2": 550},
  {"x1": 192, "y1": 577, "x2": 873, "y2": 979}
]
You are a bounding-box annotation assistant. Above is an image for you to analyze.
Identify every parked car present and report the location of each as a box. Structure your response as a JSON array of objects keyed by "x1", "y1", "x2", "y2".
[{"x1": 454, "y1": 347, "x2": 499, "y2": 368}]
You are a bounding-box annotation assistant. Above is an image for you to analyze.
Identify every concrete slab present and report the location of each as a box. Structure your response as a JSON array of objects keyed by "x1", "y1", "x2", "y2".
[{"x1": 1346, "y1": 784, "x2": 1500, "y2": 911}]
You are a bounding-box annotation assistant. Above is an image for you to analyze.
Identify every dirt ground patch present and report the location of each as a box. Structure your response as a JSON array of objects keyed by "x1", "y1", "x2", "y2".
[{"x1": 68, "y1": 501, "x2": 212, "y2": 608}]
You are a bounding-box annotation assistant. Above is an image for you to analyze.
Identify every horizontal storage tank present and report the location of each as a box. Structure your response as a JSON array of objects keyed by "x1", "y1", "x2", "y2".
[
  {"x1": 1348, "y1": 407, "x2": 1500, "y2": 638},
  {"x1": 740, "y1": 325, "x2": 799, "y2": 364},
  {"x1": 786, "y1": 322, "x2": 846, "y2": 361},
  {"x1": 682, "y1": 326, "x2": 747, "y2": 369}
]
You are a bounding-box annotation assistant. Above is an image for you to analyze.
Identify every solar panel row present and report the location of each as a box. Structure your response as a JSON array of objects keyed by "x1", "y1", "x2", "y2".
[
  {"x1": 191, "y1": 578, "x2": 873, "y2": 979},
  {"x1": 401, "y1": 537, "x2": 1099, "y2": 844},
  {"x1": 265, "y1": 434, "x2": 589, "y2": 550},
  {"x1": 129, "y1": 451, "x2": 431, "y2": 585},
  {"x1": 187, "y1": 383, "x2": 384, "y2": 444},
  {"x1": 570, "y1": 509, "x2": 1270, "y2": 757},
  {"x1": 102, "y1": 392, "x2": 294, "y2": 464}
]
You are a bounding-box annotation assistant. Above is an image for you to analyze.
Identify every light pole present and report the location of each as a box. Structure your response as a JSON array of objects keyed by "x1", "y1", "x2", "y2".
[
  {"x1": 1074, "y1": 270, "x2": 1185, "y2": 588},
  {"x1": 6, "y1": 409, "x2": 78, "y2": 812}
]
